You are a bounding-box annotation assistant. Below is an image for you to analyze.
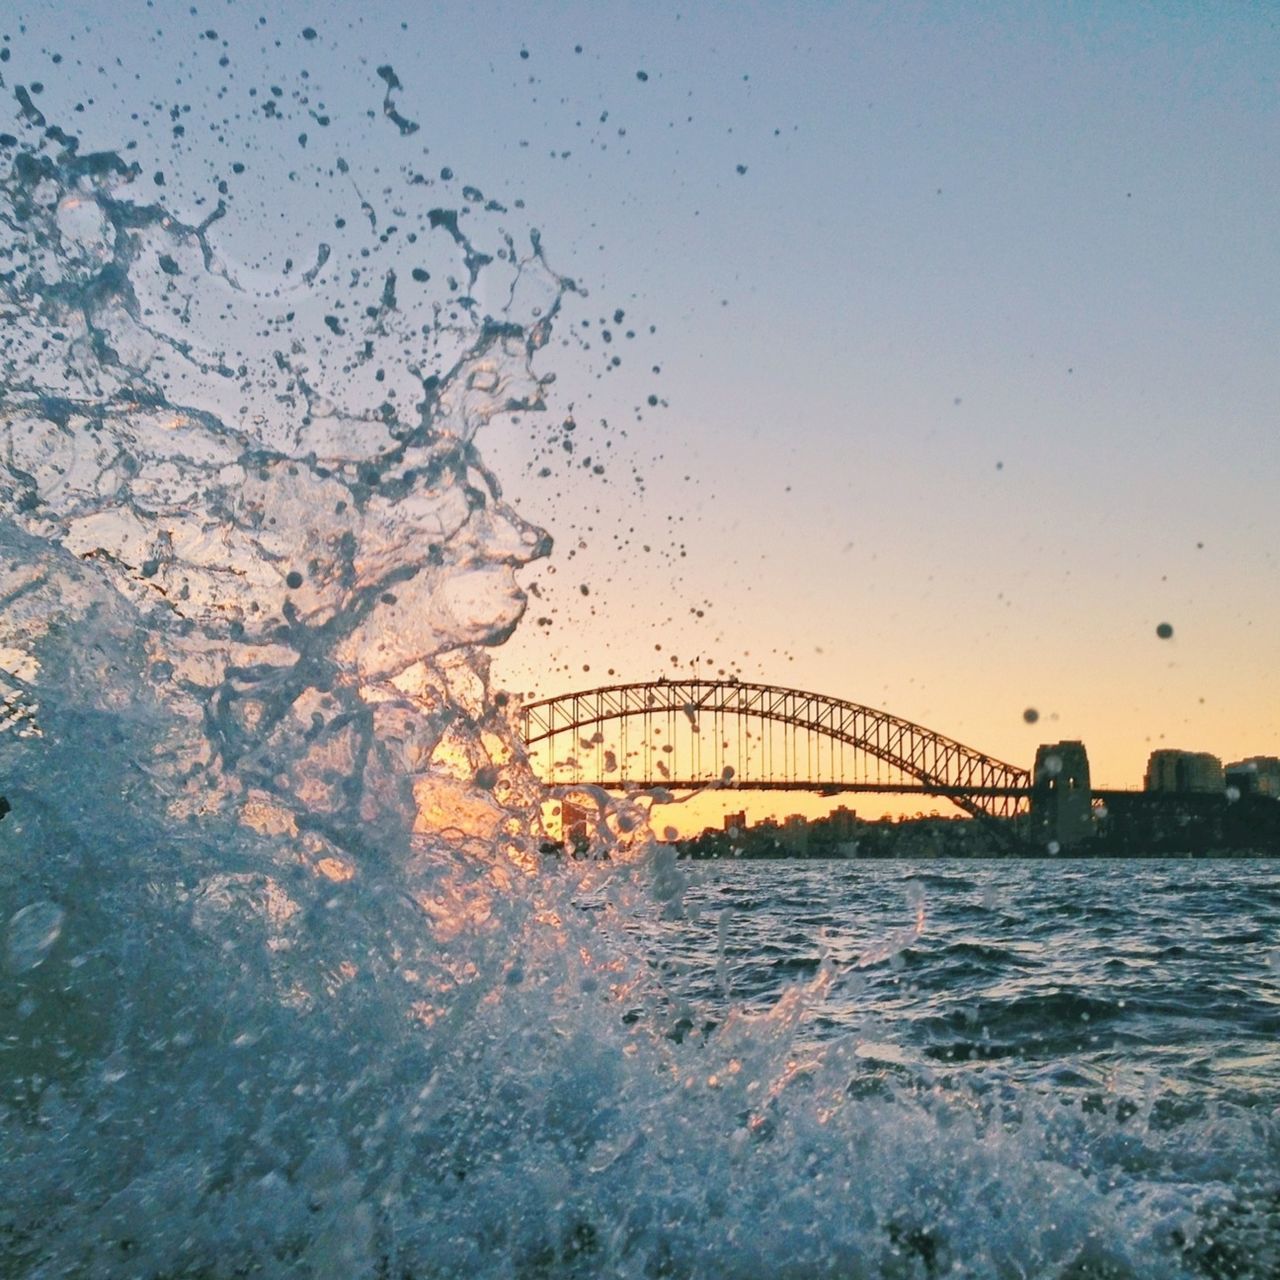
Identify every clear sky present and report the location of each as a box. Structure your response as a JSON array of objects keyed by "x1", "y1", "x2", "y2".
[{"x1": 6, "y1": 1, "x2": 1278, "y2": 827}]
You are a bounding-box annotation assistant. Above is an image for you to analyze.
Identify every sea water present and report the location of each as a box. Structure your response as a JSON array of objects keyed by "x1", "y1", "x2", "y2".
[
  {"x1": 646, "y1": 858, "x2": 1280, "y2": 1094},
  {"x1": 2, "y1": 49, "x2": 1279, "y2": 1280}
]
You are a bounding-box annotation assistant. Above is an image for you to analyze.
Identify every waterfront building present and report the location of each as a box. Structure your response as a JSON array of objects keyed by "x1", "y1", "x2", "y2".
[
  {"x1": 1144, "y1": 750, "x2": 1224, "y2": 794},
  {"x1": 826, "y1": 806, "x2": 858, "y2": 839},
  {"x1": 1224, "y1": 756, "x2": 1280, "y2": 799},
  {"x1": 780, "y1": 814, "x2": 809, "y2": 854}
]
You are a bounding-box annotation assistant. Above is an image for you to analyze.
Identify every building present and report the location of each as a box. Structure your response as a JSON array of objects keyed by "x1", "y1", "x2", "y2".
[
  {"x1": 825, "y1": 806, "x2": 858, "y2": 839},
  {"x1": 1224, "y1": 756, "x2": 1280, "y2": 799},
  {"x1": 779, "y1": 814, "x2": 809, "y2": 854},
  {"x1": 1145, "y1": 750, "x2": 1224, "y2": 794}
]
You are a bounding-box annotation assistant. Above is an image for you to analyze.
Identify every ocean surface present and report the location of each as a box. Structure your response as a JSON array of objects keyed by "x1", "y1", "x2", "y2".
[{"x1": 647, "y1": 858, "x2": 1280, "y2": 1095}]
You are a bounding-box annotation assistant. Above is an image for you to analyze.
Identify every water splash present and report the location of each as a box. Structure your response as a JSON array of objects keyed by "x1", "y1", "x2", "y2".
[{"x1": 0, "y1": 82, "x2": 593, "y2": 1275}]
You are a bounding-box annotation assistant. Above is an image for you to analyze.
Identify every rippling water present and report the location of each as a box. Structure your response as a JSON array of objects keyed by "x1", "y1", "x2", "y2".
[{"x1": 650, "y1": 858, "x2": 1280, "y2": 1095}]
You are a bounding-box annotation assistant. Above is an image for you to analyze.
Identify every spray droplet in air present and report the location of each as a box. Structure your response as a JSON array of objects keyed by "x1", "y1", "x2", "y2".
[
  {"x1": 1023, "y1": 707, "x2": 1039, "y2": 724},
  {"x1": 6, "y1": 901, "x2": 65, "y2": 973},
  {"x1": 1156, "y1": 622, "x2": 1174, "y2": 639}
]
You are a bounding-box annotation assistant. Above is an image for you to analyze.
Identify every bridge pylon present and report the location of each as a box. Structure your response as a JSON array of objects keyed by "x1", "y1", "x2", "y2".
[{"x1": 1030, "y1": 741, "x2": 1093, "y2": 850}]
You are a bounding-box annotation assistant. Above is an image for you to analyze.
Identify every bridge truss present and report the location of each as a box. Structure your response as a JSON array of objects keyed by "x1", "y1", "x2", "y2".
[{"x1": 520, "y1": 680, "x2": 1032, "y2": 821}]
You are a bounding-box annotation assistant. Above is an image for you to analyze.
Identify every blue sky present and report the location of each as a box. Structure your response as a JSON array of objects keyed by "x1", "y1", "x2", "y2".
[{"x1": 5, "y1": 0, "x2": 1277, "y2": 812}]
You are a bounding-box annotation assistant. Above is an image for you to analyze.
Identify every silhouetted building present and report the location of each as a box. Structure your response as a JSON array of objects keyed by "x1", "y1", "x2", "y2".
[
  {"x1": 1225, "y1": 756, "x2": 1280, "y2": 799},
  {"x1": 780, "y1": 814, "x2": 809, "y2": 854},
  {"x1": 724, "y1": 810, "x2": 747, "y2": 835},
  {"x1": 826, "y1": 805, "x2": 858, "y2": 839},
  {"x1": 1030, "y1": 741, "x2": 1092, "y2": 849},
  {"x1": 1145, "y1": 750, "x2": 1224, "y2": 794}
]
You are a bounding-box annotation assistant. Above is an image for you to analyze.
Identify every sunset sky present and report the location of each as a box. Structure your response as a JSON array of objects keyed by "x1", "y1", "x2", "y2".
[
  {"x1": 479, "y1": 1, "x2": 1280, "y2": 826},
  {"x1": 8, "y1": 1, "x2": 1278, "y2": 829}
]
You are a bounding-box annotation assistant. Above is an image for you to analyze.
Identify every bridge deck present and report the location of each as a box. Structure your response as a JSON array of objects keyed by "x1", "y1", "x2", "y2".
[{"x1": 551, "y1": 779, "x2": 1033, "y2": 798}]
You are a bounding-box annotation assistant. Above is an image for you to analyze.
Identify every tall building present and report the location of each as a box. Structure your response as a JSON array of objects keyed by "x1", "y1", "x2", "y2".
[
  {"x1": 826, "y1": 806, "x2": 858, "y2": 839},
  {"x1": 1145, "y1": 750, "x2": 1224, "y2": 794},
  {"x1": 780, "y1": 814, "x2": 809, "y2": 854},
  {"x1": 1224, "y1": 756, "x2": 1280, "y2": 799}
]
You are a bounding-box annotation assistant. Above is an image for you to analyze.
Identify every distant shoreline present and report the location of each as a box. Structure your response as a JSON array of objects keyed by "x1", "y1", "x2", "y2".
[{"x1": 670, "y1": 848, "x2": 1280, "y2": 860}]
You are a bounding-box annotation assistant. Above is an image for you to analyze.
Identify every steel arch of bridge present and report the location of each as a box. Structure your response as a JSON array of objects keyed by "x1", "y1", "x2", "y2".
[{"x1": 520, "y1": 680, "x2": 1032, "y2": 821}]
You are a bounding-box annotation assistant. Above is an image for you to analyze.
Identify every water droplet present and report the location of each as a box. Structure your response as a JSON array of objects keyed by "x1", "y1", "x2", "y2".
[
  {"x1": 1156, "y1": 622, "x2": 1174, "y2": 639},
  {"x1": 6, "y1": 901, "x2": 65, "y2": 973},
  {"x1": 1023, "y1": 707, "x2": 1039, "y2": 724}
]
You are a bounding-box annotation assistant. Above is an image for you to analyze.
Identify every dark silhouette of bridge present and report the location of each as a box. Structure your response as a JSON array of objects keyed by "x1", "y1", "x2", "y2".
[{"x1": 520, "y1": 679, "x2": 1033, "y2": 822}]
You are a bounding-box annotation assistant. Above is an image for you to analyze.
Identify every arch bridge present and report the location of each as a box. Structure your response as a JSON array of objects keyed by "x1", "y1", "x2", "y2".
[{"x1": 519, "y1": 679, "x2": 1032, "y2": 822}]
